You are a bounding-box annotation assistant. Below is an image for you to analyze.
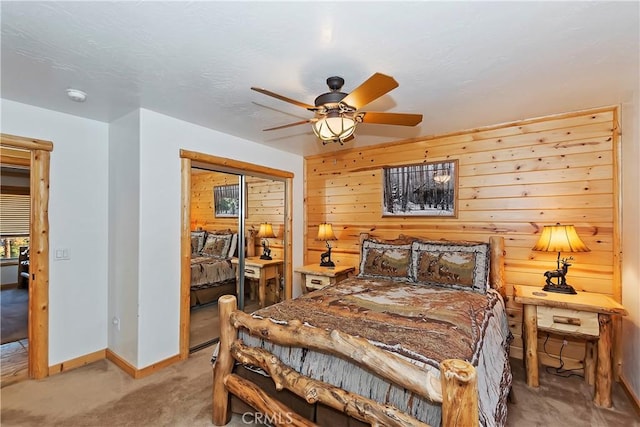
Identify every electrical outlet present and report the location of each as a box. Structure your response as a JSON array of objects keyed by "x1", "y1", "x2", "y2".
[{"x1": 112, "y1": 316, "x2": 120, "y2": 331}]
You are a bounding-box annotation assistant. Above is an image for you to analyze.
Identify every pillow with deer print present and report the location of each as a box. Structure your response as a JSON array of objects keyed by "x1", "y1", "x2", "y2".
[
  {"x1": 410, "y1": 240, "x2": 490, "y2": 294},
  {"x1": 358, "y1": 238, "x2": 413, "y2": 282}
]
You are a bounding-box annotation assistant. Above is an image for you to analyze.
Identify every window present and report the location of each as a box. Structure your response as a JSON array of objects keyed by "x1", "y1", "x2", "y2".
[{"x1": 0, "y1": 193, "x2": 30, "y2": 260}]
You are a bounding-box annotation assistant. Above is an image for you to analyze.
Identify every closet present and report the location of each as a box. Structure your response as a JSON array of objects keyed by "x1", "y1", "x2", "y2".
[{"x1": 180, "y1": 151, "x2": 292, "y2": 355}]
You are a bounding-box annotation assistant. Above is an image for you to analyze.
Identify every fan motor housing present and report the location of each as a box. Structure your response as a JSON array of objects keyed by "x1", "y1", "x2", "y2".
[
  {"x1": 315, "y1": 76, "x2": 349, "y2": 107},
  {"x1": 314, "y1": 91, "x2": 348, "y2": 107}
]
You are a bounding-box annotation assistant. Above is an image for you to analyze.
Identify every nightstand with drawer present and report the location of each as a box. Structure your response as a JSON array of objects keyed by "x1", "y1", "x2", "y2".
[
  {"x1": 514, "y1": 285, "x2": 627, "y2": 408},
  {"x1": 295, "y1": 264, "x2": 355, "y2": 293},
  {"x1": 232, "y1": 257, "x2": 283, "y2": 308}
]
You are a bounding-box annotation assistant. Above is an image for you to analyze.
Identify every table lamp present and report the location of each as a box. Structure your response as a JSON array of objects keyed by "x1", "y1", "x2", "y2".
[
  {"x1": 317, "y1": 223, "x2": 337, "y2": 267},
  {"x1": 532, "y1": 223, "x2": 590, "y2": 294},
  {"x1": 257, "y1": 223, "x2": 276, "y2": 260}
]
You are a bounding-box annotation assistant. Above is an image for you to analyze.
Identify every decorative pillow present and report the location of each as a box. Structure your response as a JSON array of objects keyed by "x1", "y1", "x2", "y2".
[
  {"x1": 201, "y1": 233, "x2": 233, "y2": 259},
  {"x1": 227, "y1": 233, "x2": 238, "y2": 258},
  {"x1": 206, "y1": 228, "x2": 233, "y2": 235},
  {"x1": 410, "y1": 240, "x2": 490, "y2": 293},
  {"x1": 190, "y1": 231, "x2": 207, "y2": 255},
  {"x1": 358, "y1": 238, "x2": 413, "y2": 281}
]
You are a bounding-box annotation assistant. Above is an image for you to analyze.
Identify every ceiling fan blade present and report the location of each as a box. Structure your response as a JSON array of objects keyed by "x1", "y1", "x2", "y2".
[
  {"x1": 360, "y1": 111, "x2": 423, "y2": 126},
  {"x1": 263, "y1": 119, "x2": 313, "y2": 131},
  {"x1": 251, "y1": 87, "x2": 317, "y2": 110},
  {"x1": 341, "y1": 73, "x2": 399, "y2": 110}
]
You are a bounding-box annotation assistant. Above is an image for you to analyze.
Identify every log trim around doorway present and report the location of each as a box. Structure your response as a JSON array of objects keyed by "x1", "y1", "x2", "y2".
[{"x1": 1, "y1": 133, "x2": 52, "y2": 380}]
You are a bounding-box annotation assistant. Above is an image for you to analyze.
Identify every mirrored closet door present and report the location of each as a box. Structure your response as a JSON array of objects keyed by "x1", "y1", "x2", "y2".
[{"x1": 187, "y1": 167, "x2": 288, "y2": 352}]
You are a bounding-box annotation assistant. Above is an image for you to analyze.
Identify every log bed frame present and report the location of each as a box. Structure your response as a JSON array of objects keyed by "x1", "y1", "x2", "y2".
[{"x1": 212, "y1": 235, "x2": 506, "y2": 427}]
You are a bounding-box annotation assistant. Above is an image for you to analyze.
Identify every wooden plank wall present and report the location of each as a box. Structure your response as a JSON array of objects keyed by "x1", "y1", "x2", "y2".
[
  {"x1": 304, "y1": 107, "x2": 619, "y2": 368},
  {"x1": 190, "y1": 170, "x2": 285, "y2": 259}
]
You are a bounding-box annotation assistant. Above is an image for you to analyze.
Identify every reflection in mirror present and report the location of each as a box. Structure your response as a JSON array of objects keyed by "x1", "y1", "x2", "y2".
[{"x1": 188, "y1": 168, "x2": 286, "y2": 352}]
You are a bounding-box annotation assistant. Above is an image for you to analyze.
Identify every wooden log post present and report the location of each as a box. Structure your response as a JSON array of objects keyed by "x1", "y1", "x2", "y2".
[
  {"x1": 489, "y1": 236, "x2": 505, "y2": 298},
  {"x1": 212, "y1": 295, "x2": 238, "y2": 425},
  {"x1": 594, "y1": 314, "x2": 613, "y2": 407},
  {"x1": 584, "y1": 340, "x2": 597, "y2": 386},
  {"x1": 30, "y1": 148, "x2": 50, "y2": 380},
  {"x1": 440, "y1": 359, "x2": 479, "y2": 427},
  {"x1": 523, "y1": 304, "x2": 539, "y2": 387}
]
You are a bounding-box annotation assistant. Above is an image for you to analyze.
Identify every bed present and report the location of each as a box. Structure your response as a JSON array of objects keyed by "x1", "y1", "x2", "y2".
[
  {"x1": 212, "y1": 234, "x2": 512, "y2": 426},
  {"x1": 190, "y1": 230, "x2": 238, "y2": 308}
]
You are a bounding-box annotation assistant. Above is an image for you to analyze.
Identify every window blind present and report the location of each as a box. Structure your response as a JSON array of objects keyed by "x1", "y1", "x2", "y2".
[{"x1": 0, "y1": 193, "x2": 30, "y2": 235}]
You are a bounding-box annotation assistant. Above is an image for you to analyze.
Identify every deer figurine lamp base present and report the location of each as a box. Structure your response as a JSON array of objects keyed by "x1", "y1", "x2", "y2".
[
  {"x1": 319, "y1": 241, "x2": 335, "y2": 267},
  {"x1": 542, "y1": 253, "x2": 577, "y2": 295}
]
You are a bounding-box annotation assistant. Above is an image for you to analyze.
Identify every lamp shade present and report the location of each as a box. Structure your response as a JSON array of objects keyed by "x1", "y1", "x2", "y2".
[
  {"x1": 316, "y1": 223, "x2": 337, "y2": 241},
  {"x1": 257, "y1": 223, "x2": 276, "y2": 238},
  {"x1": 532, "y1": 224, "x2": 590, "y2": 253},
  {"x1": 312, "y1": 113, "x2": 357, "y2": 143}
]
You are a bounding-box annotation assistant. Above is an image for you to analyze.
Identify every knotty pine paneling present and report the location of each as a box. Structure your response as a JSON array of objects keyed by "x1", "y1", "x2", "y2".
[
  {"x1": 304, "y1": 106, "x2": 620, "y2": 363},
  {"x1": 191, "y1": 170, "x2": 285, "y2": 259}
]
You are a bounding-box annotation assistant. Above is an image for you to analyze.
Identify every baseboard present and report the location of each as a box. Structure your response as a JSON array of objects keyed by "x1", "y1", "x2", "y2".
[
  {"x1": 134, "y1": 353, "x2": 182, "y2": 379},
  {"x1": 49, "y1": 349, "x2": 106, "y2": 376},
  {"x1": 619, "y1": 374, "x2": 640, "y2": 417},
  {"x1": 106, "y1": 349, "x2": 182, "y2": 379},
  {"x1": 47, "y1": 348, "x2": 183, "y2": 379},
  {"x1": 1, "y1": 282, "x2": 19, "y2": 290},
  {"x1": 105, "y1": 349, "x2": 137, "y2": 378}
]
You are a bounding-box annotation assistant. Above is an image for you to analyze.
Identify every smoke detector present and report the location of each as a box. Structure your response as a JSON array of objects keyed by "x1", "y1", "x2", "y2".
[{"x1": 66, "y1": 88, "x2": 87, "y2": 102}]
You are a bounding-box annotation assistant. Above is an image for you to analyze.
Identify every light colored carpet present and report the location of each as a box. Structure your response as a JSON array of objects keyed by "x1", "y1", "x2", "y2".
[{"x1": 1, "y1": 352, "x2": 637, "y2": 426}]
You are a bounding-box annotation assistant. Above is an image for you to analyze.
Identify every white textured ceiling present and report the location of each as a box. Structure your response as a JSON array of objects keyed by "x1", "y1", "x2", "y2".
[{"x1": 1, "y1": 1, "x2": 638, "y2": 156}]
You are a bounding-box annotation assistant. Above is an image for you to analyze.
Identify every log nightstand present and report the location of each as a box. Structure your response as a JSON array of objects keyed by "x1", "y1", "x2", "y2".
[
  {"x1": 513, "y1": 285, "x2": 627, "y2": 408},
  {"x1": 232, "y1": 257, "x2": 283, "y2": 308},
  {"x1": 295, "y1": 264, "x2": 355, "y2": 293}
]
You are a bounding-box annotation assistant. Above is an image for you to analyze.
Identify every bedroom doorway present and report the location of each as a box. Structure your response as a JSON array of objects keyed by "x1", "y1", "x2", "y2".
[
  {"x1": 0, "y1": 133, "x2": 52, "y2": 383},
  {"x1": 179, "y1": 150, "x2": 293, "y2": 358}
]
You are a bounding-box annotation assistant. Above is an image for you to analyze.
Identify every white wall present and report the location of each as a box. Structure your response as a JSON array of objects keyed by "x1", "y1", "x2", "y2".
[
  {"x1": 108, "y1": 110, "x2": 141, "y2": 365},
  {"x1": 1, "y1": 101, "x2": 304, "y2": 370},
  {"x1": 621, "y1": 92, "x2": 640, "y2": 401},
  {"x1": 135, "y1": 109, "x2": 304, "y2": 368},
  {"x1": 1, "y1": 99, "x2": 109, "y2": 365}
]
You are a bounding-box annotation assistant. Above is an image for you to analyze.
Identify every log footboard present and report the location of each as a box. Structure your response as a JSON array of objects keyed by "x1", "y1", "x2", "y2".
[{"x1": 212, "y1": 295, "x2": 479, "y2": 427}]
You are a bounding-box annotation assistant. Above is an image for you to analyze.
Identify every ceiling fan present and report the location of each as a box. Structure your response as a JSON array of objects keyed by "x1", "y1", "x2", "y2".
[{"x1": 251, "y1": 73, "x2": 423, "y2": 145}]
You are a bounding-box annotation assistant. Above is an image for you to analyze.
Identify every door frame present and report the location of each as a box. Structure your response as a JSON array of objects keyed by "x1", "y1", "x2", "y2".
[
  {"x1": 1, "y1": 133, "x2": 52, "y2": 379},
  {"x1": 179, "y1": 149, "x2": 293, "y2": 359}
]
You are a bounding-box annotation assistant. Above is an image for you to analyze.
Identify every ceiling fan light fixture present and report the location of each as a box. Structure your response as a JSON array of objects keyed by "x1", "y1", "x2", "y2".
[
  {"x1": 253, "y1": 73, "x2": 423, "y2": 146},
  {"x1": 312, "y1": 111, "x2": 357, "y2": 145}
]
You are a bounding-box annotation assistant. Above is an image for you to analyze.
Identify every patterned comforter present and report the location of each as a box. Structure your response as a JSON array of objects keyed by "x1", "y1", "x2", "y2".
[
  {"x1": 239, "y1": 277, "x2": 512, "y2": 426},
  {"x1": 190, "y1": 256, "x2": 235, "y2": 291}
]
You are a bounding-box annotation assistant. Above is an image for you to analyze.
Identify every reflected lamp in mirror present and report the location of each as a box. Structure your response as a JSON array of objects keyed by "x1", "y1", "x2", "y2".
[
  {"x1": 433, "y1": 171, "x2": 451, "y2": 184},
  {"x1": 532, "y1": 223, "x2": 590, "y2": 294},
  {"x1": 316, "y1": 223, "x2": 337, "y2": 267},
  {"x1": 257, "y1": 223, "x2": 276, "y2": 260}
]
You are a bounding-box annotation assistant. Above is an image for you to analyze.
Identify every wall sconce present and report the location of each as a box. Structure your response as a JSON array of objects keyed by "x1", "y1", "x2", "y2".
[
  {"x1": 532, "y1": 223, "x2": 590, "y2": 294},
  {"x1": 316, "y1": 223, "x2": 337, "y2": 267},
  {"x1": 257, "y1": 223, "x2": 276, "y2": 260}
]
